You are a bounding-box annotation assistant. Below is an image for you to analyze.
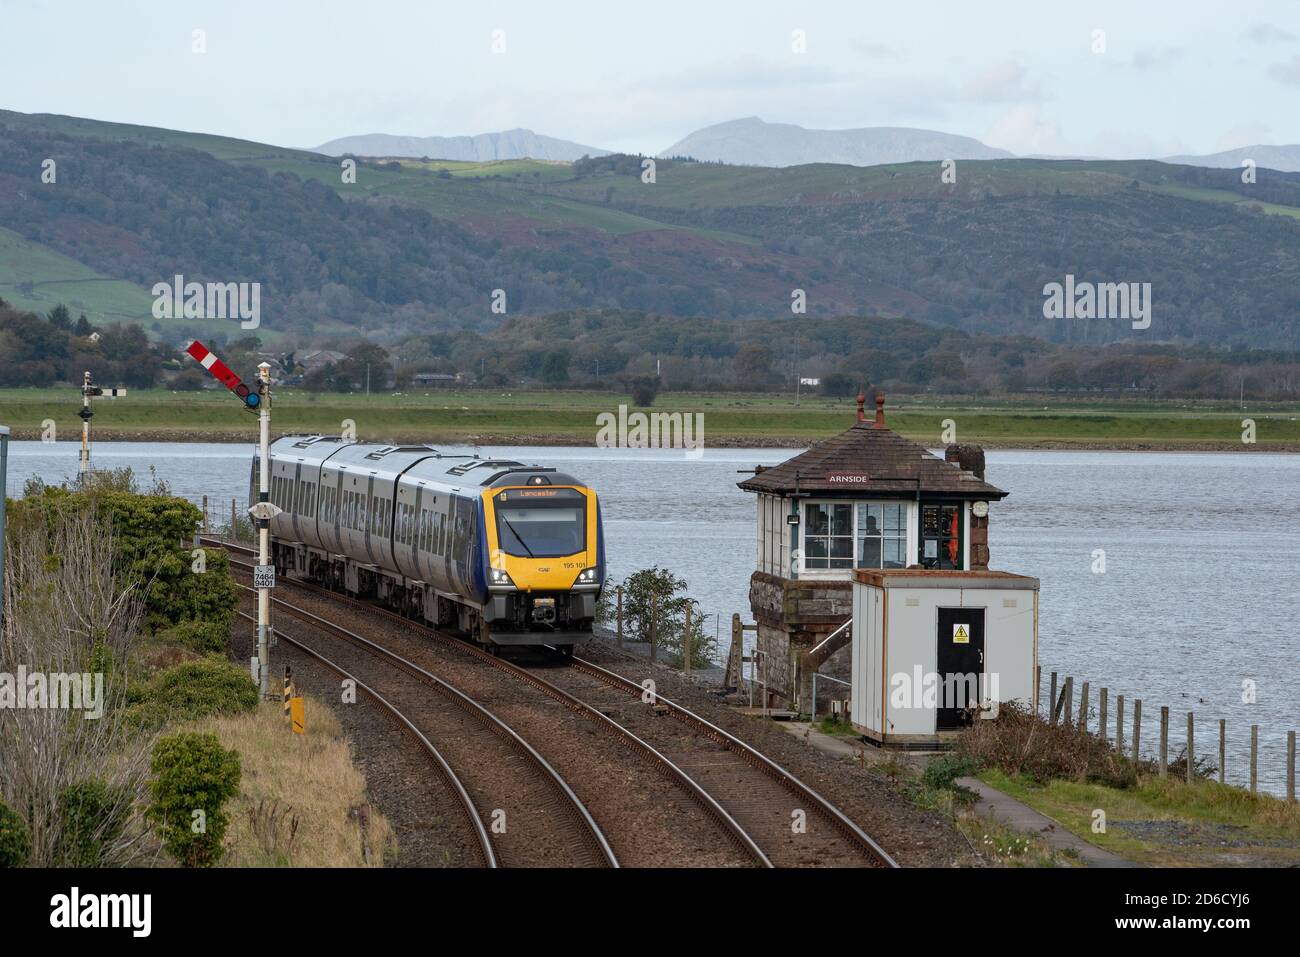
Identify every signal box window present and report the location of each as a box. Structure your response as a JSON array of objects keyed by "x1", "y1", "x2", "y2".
[{"x1": 803, "y1": 503, "x2": 853, "y2": 569}]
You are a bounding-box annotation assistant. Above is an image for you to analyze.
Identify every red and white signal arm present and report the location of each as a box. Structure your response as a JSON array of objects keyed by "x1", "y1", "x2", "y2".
[{"x1": 185, "y1": 340, "x2": 261, "y2": 409}]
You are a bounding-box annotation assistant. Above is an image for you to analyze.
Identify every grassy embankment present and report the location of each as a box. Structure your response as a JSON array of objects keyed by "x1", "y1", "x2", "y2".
[
  {"x1": 977, "y1": 768, "x2": 1300, "y2": 867},
  {"x1": 1, "y1": 387, "x2": 1295, "y2": 449},
  {"x1": 194, "y1": 699, "x2": 394, "y2": 867}
]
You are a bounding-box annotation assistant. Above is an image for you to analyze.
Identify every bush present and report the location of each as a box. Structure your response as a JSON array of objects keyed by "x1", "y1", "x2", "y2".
[
  {"x1": 6, "y1": 490, "x2": 238, "y2": 633},
  {"x1": 959, "y1": 702, "x2": 1139, "y2": 789},
  {"x1": 626, "y1": 375, "x2": 660, "y2": 407},
  {"x1": 148, "y1": 732, "x2": 241, "y2": 867},
  {"x1": 170, "y1": 618, "x2": 230, "y2": 654},
  {"x1": 130, "y1": 657, "x2": 259, "y2": 728},
  {"x1": 0, "y1": 800, "x2": 30, "y2": 867},
  {"x1": 923, "y1": 752, "x2": 981, "y2": 791},
  {"x1": 56, "y1": 779, "x2": 131, "y2": 867}
]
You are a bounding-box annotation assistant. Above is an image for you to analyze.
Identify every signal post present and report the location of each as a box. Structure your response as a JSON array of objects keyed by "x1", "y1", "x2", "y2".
[
  {"x1": 185, "y1": 342, "x2": 278, "y2": 697},
  {"x1": 78, "y1": 372, "x2": 126, "y2": 474}
]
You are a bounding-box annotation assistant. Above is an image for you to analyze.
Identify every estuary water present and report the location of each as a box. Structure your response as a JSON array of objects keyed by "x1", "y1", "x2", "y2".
[{"x1": 6, "y1": 441, "x2": 1298, "y2": 794}]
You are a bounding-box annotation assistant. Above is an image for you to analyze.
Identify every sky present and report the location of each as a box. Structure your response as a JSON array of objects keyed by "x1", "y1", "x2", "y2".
[{"x1": 2, "y1": 0, "x2": 1298, "y2": 157}]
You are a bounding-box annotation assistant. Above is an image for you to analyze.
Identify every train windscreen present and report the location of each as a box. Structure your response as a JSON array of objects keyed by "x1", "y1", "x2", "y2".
[{"x1": 494, "y1": 489, "x2": 586, "y2": 558}]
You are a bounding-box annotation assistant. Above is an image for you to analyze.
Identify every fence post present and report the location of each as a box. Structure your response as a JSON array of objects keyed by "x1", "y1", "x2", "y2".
[
  {"x1": 1049, "y1": 672, "x2": 1058, "y2": 724},
  {"x1": 1078, "y1": 682, "x2": 1090, "y2": 732},
  {"x1": 649, "y1": 592, "x2": 657, "y2": 663},
  {"x1": 1250, "y1": 725, "x2": 1258, "y2": 794},
  {"x1": 1159, "y1": 706, "x2": 1169, "y2": 777},
  {"x1": 1099, "y1": 688, "x2": 1108, "y2": 743},
  {"x1": 1289, "y1": 731, "x2": 1296, "y2": 803},
  {"x1": 1132, "y1": 699, "x2": 1142, "y2": 762},
  {"x1": 616, "y1": 585, "x2": 624, "y2": 649},
  {"x1": 683, "y1": 603, "x2": 692, "y2": 677},
  {"x1": 231, "y1": 497, "x2": 237, "y2": 540},
  {"x1": 1116, "y1": 695, "x2": 1125, "y2": 753},
  {"x1": 1219, "y1": 719, "x2": 1226, "y2": 786},
  {"x1": 202, "y1": 495, "x2": 209, "y2": 534},
  {"x1": 1186, "y1": 712, "x2": 1195, "y2": 785}
]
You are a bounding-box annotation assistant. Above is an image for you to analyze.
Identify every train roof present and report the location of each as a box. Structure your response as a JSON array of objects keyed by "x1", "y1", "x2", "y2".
[{"x1": 269, "y1": 436, "x2": 586, "y2": 490}]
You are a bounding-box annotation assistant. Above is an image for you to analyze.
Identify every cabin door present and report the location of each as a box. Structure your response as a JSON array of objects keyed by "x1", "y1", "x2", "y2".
[{"x1": 936, "y1": 607, "x2": 985, "y2": 730}]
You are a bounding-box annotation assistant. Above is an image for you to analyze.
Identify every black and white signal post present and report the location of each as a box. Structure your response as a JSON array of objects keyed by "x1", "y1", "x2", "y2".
[
  {"x1": 78, "y1": 371, "x2": 126, "y2": 474},
  {"x1": 185, "y1": 341, "x2": 278, "y2": 696}
]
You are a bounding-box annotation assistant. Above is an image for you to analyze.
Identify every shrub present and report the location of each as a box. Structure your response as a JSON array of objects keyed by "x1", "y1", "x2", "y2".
[
  {"x1": 56, "y1": 779, "x2": 131, "y2": 867},
  {"x1": 0, "y1": 800, "x2": 30, "y2": 867},
  {"x1": 170, "y1": 618, "x2": 230, "y2": 654},
  {"x1": 959, "y1": 701, "x2": 1139, "y2": 789},
  {"x1": 148, "y1": 732, "x2": 241, "y2": 867},
  {"x1": 130, "y1": 657, "x2": 258, "y2": 728},
  {"x1": 923, "y1": 752, "x2": 981, "y2": 791},
  {"x1": 6, "y1": 490, "x2": 238, "y2": 632}
]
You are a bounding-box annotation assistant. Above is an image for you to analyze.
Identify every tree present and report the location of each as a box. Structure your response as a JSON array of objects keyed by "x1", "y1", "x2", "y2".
[
  {"x1": 734, "y1": 343, "x2": 773, "y2": 382},
  {"x1": 47, "y1": 304, "x2": 72, "y2": 331},
  {"x1": 541, "y1": 350, "x2": 570, "y2": 385},
  {"x1": 612, "y1": 567, "x2": 716, "y2": 669},
  {"x1": 820, "y1": 372, "x2": 860, "y2": 397},
  {"x1": 73, "y1": 315, "x2": 93, "y2": 337},
  {"x1": 626, "y1": 375, "x2": 660, "y2": 407}
]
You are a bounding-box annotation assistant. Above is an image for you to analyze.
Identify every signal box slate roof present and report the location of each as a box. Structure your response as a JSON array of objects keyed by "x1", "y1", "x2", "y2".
[{"x1": 737, "y1": 394, "x2": 1007, "y2": 500}]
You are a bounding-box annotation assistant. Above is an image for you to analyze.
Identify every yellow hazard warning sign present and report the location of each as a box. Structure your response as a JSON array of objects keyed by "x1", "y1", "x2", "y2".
[
  {"x1": 952, "y1": 624, "x2": 970, "y2": 644},
  {"x1": 290, "y1": 696, "x2": 305, "y2": 734}
]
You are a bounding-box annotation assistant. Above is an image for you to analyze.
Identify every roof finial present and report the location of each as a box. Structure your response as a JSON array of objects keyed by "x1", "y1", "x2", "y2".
[
  {"x1": 855, "y1": 392, "x2": 866, "y2": 423},
  {"x1": 873, "y1": 392, "x2": 886, "y2": 429}
]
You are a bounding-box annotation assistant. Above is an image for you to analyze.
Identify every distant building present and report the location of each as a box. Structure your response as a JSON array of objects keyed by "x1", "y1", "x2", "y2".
[
  {"x1": 298, "y1": 349, "x2": 350, "y2": 373},
  {"x1": 412, "y1": 372, "x2": 461, "y2": 387}
]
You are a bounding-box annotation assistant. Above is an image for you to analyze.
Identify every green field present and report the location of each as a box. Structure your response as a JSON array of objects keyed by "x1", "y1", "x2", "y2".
[
  {"x1": 0, "y1": 226, "x2": 156, "y2": 323},
  {"x1": 0, "y1": 388, "x2": 1293, "y2": 449}
]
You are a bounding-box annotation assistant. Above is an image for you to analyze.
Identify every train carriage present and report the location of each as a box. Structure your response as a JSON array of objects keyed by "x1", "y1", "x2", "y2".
[{"x1": 258, "y1": 435, "x2": 605, "y2": 651}]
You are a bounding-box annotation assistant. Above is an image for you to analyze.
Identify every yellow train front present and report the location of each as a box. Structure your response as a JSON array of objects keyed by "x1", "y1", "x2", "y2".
[
  {"x1": 263, "y1": 439, "x2": 605, "y2": 654},
  {"x1": 479, "y1": 474, "x2": 605, "y2": 653}
]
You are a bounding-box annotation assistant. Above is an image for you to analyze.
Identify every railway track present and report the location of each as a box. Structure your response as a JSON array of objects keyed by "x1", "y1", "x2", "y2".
[
  {"x1": 213, "y1": 538, "x2": 897, "y2": 868},
  {"x1": 228, "y1": 575, "x2": 618, "y2": 868},
  {"x1": 232, "y1": 609, "x2": 496, "y2": 868}
]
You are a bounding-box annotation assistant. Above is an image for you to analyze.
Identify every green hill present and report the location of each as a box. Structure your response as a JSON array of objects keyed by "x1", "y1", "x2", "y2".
[{"x1": 2, "y1": 109, "x2": 1299, "y2": 349}]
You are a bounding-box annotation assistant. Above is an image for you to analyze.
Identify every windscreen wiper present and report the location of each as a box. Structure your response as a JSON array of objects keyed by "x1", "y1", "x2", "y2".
[{"x1": 500, "y1": 516, "x2": 535, "y2": 557}]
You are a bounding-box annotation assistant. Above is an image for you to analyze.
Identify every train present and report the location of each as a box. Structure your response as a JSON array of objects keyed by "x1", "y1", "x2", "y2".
[{"x1": 255, "y1": 435, "x2": 606, "y2": 653}]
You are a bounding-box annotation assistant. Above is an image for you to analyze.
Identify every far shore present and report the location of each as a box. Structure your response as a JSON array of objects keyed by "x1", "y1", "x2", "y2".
[
  {"x1": 5, "y1": 428, "x2": 1296, "y2": 454},
  {"x1": 2, "y1": 387, "x2": 1295, "y2": 453}
]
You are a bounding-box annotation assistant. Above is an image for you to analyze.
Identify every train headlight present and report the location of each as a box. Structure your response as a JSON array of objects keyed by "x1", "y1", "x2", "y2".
[
  {"x1": 490, "y1": 568, "x2": 515, "y2": 587},
  {"x1": 573, "y1": 567, "x2": 598, "y2": 586}
]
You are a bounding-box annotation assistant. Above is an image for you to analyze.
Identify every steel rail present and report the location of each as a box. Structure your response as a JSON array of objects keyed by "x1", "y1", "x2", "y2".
[
  {"x1": 563, "y1": 653, "x2": 900, "y2": 868},
  {"x1": 211, "y1": 538, "x2": 894, "y2": 867},
  {"x1": 230, "y1": 579, "x2": 618, "y2": 868},
  {"x1": 234, "y1": 609, "x2": 496, "y2": 868}
]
